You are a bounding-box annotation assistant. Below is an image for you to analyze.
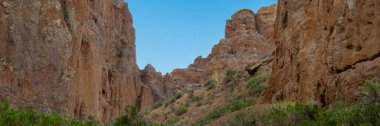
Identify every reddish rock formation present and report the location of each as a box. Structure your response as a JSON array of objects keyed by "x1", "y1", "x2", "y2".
[
  {"x1": 263, "y1": 0, "x2": 380, "y2": 106},
  {"x1": 0, "y1": 0, "x2": 143, "y2": 121},
  {"x1": 139, "y1": 64, "x2": 168, "y2": 109},
  {"x1": 166, "y1": 6, "x2": 277, "y2": 91}
]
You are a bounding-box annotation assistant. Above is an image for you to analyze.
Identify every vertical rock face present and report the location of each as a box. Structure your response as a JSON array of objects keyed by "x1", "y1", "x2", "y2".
[
  {"x1": 166, "y1": 6, "x2": 277, "y2": 91},
  {"x1": 139, "y1": 64, "x2": 167, "y2": 109},
  {"x1": 0, "y1": 0, "x2": 141, "y2": 121},
  {"x1": 263, "y1": 0, "x2": 380, "y2": 105}
]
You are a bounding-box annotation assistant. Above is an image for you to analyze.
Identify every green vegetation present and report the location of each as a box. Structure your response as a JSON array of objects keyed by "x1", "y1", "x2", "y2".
[
  {"x1": 361, "y1": 79, "x2": 380, "y2": 105},
  {"x1": 173, "y1": 105, "x2": 188, "y2": 116},
  {"x1": 63, "y1": 9, "x2": 69, "y2": 22},
  {"x1": 224, "y1": 70, "x2": 238, "y2": 86},
  {"x1": 173, "y1": 93, "x2": 183, "y2": 100},
  {"x1": 188, "y1": 91, "x2": 204, "y2": 103},
  {"x1": 0, "y1": 102, "x2": 96, "y2": 126},
  {"x1": 194, "y1": 101, "x2": 250, "y2": 126},
  {"x1": 247, "y1": 73, "x2": 271, "y2": 96},
  {"x1": 165, "y1": 92, "x2": 183, "y2": 107},
  {"x1": 223, "y1": 79, "x2": 380, "y2": 126},
  {"x1": 167, "y1": 117, "x2": 188, "y2": 126},
  {"x1": 224, "y1": 110, "x2": 256, "y2": 126},
  {"x1": 204, "y1": 80, "x2": 216, "y2": 90},
  {"x1": 113, "y1": 105, "x2": 161, "y2": 126}
]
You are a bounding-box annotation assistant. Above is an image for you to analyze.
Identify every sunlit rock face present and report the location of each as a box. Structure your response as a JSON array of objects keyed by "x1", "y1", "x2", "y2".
[
  {"x1": 262, "y1": 0, "x2": 380, "y2": 106},
  {"x1": 164, "y1": 5, "x2": 277, "y2": 93},
  {"x1": 0, "y1": 0, "x2": 143, "y2": 121}
]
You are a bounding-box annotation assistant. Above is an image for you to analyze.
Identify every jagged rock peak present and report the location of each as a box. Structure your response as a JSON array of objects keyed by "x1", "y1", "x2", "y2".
[
  {"x1": 226, "y1": 9, "x2": 257, "y2": 39},
  {"x1": 256, "y1": 4, "x2": 277, "y2": 14},
  {"x1": 143, "y1": 64, "x2": 158, "y2": 73},
  {"x1": 232, "y1": 9, "x2": 255, "y2": 19}
]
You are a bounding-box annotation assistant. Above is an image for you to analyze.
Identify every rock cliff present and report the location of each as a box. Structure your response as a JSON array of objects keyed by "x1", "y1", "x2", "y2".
[
  {"x1": 165, "y1": 5, "x2": 277, "y2": 91},
  {"x1": 139, "y1": 64, "x2": 168, "y2": 109},
  {"x1": 263, "y1": 0, "x2": 380, "y2": 106},
  {"x1": 0, "y1": 0, "x2": 143, "y2": 121}
]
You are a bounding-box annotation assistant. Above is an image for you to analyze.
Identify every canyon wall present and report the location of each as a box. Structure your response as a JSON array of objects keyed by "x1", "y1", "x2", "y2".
[
  {"x1": 139, "y1": 64, "x2": 168, "y2": 109},
  {"x1": 0, "y1": 0, "x2": 143, "y2": 121},
  {"x1": 164, "y1": 5, "x2": 277, "y2": 92},
  {"x1": 263, "y1": 0, "x2": 380, "y2": 106}
]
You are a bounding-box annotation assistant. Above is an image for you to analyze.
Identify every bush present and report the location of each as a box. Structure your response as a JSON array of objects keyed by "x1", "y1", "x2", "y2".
[
  {"x1": 63, "y1": 9, "x2": 69, "y2": 22},
  {"x1": 223, "y1": 110, "x2": 256, "y2": 126},
  {"x1": 204, "y1": 80, "x2": 216, "y2": 90},
  {"x1": 174, "y1": 105, "x2": 188, "y2": 116},
  {"x1": 167, "y1": 118, "x2": 188, "y2": 126},
  {"x1": 247, "y1": 73, "x2": 271, "y2": 97},
  {"x1": 225, "y1": 79, "x2": 380, "y2": 126},
  {"x1": 225, "y1": 102, "x2": 323, "y2": 126},
  {"x1": 165, "y1": 93, "x2": 183, "y2": 107},
  {"x1": 113, "y1": 105, "x2": 156, "y2": 126},
  {"x1": 194, "y1": 101, "x2": 249, "y2": 126},
  {"x1": 221, "y1": 79, "x2": 380, "y2": 126},
  {"x1": 174, "y1": 93, "x2": 183, "y2": 100},
  {"x1": 0, "y1": 103, "x2": 96, "y2": 126},
  {"x1": 361, "y1": 79, "x2": 380, "y2": 105},
  {"x1": 247, "y1": 77, "x2": 266, "y2": 96},
  {"x1": 224, "y1": 70, "x2": 237, "y2": 87},
  {"x1": 188, "y1": 91, "x2": 204, "y2": 103}
]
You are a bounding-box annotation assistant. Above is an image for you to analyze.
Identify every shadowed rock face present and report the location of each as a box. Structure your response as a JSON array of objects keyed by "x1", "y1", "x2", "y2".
[
  {"x1": 165, "y1": 6, "x2": 277, "y2": 93},
  {"x1": 139, "y1": 64, "x2": 168, "y2": 109},
  {"x1": 0, "y1": 0, "x2": 142, "y2": 121},
  {"x1": 262, "y1": 0, "x2": 380, "y2": 106}
]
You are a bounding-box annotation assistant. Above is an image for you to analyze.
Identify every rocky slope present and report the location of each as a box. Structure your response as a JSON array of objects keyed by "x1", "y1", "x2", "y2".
[
  {"x1": 262, "y1": 0, "x2": 380, "y2": 106},
  {"x1": 165, "y1": 5, "x2": 277, "y2": 93},
  {"x1": 0, "y1": 0, "x2": 146, "y2": 121}
]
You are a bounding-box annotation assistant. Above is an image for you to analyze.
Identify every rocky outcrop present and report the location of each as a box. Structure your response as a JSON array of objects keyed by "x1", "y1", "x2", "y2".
[
  {"x1": 263, "y1": 0, "x2": 380, "y2": 106},
  {"x1": 0, "y1": 0, "x2": 143, "y2": 121},
  {"x1": 139, "y1": 64, "x2": 168, "y2": 109},
  {"x1": 165, "y1": 6, "x2": 277, "y2": 91}
]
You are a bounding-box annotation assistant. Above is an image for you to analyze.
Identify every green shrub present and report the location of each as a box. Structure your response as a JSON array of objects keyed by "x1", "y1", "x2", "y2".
[
  {"x1": 113, "y1": 105, "x2": 155, "y2": 126},
  {"x1": 174, "y1": 105, "x2": 188, "y2": 116},
  {"x1": 188, "y1": 91, "x2": 204, "y2": 103},
  {"x1": 167, "y1": 117, "x2": 188, "y2": 126},
  {"x1": 361, "y1": 79, "x2": 380, "y2": 105},
  {"x1": 0, "y1": 102, "x2": 96, "y2": 126},
  {"x1": 204, "y1": 80, "x2": 216, "y2": 90},
  {"x1": 63, "y1": 9, "x2": 69, "y2": 22},
  {"x1": 223, "y1": 110, "x2": 256, "y2": 126},
  {"x1": 224, "y1": 70, "x2": 237, "y2": 86},
  {"x1": 239, "y1": 98, "x2": 378, "y2": 125},
  {"x1": 247, "y1": 73, "x2": 271, "y2": 97},
  {"x1": 221, "y1": 79, "x2": 380, "y2": 126},
  {"x1": 194, "y1": 101, "x2": 249, "y2": 126},
  {"x1": 174, "y1": 93, "x2": 183, "y2": 100},
  {"x1": 247, "y1": 77, "x2": 266, "y2": 96},
  {"x1": 165, "y1": 92, "x2": 183, "y2": 107}
]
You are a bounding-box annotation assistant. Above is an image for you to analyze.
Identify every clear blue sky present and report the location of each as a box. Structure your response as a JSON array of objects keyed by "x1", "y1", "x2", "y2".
[{"x1": 126, "y1": 0, "x2": 277, "y2": 74}]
